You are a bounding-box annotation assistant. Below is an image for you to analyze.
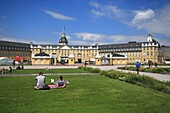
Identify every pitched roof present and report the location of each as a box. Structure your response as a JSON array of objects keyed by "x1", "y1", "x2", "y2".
[{"x1": 34, "y1": 52, "x2": 49, "y2": 56}]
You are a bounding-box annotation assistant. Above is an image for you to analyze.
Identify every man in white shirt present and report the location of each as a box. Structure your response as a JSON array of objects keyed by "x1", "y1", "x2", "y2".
[{"x1": 35, "y1": 72, "x2": 45, "y2": 89}]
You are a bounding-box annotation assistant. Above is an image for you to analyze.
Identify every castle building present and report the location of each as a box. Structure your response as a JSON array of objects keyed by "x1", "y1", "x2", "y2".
[
  {"x1": 0, "y1": 40, "x2": 31, "y2": 63},
  {"x1": 158, "y1": 46, "x2": 170, "y2": 64},
  {"x1": 31, "y1": 31, "x2": 98, "y2": 65},
  {"x1": 99, "y1": 34, "x2": 160, "y2": 64},
  {"x1": 0, "y1": 31, "x2": 162, "y2": 65}
]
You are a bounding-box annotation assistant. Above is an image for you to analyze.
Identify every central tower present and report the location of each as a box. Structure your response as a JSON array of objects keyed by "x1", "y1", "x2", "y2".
[{"x1": 59, "y1": 27, "x2": 68, "y2": 46}]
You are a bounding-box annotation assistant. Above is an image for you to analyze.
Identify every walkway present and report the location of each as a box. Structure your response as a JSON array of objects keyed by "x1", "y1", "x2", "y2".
[
  {"x1": 1, "y1": 65, "x2": 170, "y2": 81},
  {"x1": 1, "y1": 73, "x2": 99, "y2": 76},
  {"x1": 86, "y1": 65, "x2": 170, "y2": 81}
]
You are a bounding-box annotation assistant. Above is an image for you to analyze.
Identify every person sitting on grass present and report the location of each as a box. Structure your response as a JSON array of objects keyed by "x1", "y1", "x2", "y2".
[
  {"x1": 34, "y1": 72, "x2": 49, "y2": 90},
  {"x1": 9, "y1": 67, "x2": 12, "y2": 73},
  {"x1": 1, "y1": 68, "x2": 5, "y2": 74},
  {"x1": 48, "y1": 76, "x2": 66, "y2": 89}
]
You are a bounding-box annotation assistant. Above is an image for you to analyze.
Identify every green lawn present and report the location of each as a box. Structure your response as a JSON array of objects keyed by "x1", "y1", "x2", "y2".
[
  {"x1": 10, "y1": 68, "x2": 88, "y2": 74},
  {"x1": 0, "y1": 75, "x2": 170, "y2": 113}
]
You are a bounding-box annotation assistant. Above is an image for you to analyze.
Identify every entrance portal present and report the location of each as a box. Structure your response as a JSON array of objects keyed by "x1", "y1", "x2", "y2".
[{"x1": 78, "y1": 59, "x2": 82, "y2": 63}]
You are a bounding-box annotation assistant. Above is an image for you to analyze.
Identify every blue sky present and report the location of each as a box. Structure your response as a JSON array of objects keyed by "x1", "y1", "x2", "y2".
[{"x1": 0, "y1": 0, "x2": 170, "y2": 46}]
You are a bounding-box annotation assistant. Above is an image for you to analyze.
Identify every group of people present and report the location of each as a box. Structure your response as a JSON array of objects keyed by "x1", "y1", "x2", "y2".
[
  {"x1": 136, "y1": 60, "x2": 158, "y2": 74},
  {"x1": 0, "y1": 65, "x2": 24, "y2": 75},
  {"x1": 34, "y1": 72, "x2": 69, "y2": 90},
  {"x1": 0, "y1": 67, "x2": 13, "y2": 74},
  {"x1": 148, "y1": 60, "x2": 157, "y2": 68},
  {"x1": 13, "y1": 60, "x2": 24, "y2": 70}
]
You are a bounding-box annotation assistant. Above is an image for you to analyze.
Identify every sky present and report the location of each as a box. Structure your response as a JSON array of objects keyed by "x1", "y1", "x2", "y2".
[{"x1": 0, "y1": 0, "x2": 170, "y2": 46}]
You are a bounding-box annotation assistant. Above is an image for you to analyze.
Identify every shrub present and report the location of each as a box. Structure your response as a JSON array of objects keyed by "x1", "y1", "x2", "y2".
[
  {"x1": 123, "y1": 74, "x2": 170, "y2": 94},
  {"x1": 119, "y1": 66, "x2": 170, "y2": 74},
  {"x1": 163, "y1": 81, "x2": 170, "y2": 87},
  {"x1": 124, "y1": 75, "x2": 142, "y2": 84},
  {"x1": 117, "y1": 67, "x2": 123, "y2": 69},
  {"x1": 100, "y1": 70, "x2": 109, "y2": 76},
  {"x1": 90, "y1": 68, "x2": 101, "y2": 73},
  {"x1": 82, "y1": 67, "x2": 93, "y2": 72},
  {"x1": 78, "y1": 66, "x2": 84, "y2": 69},
  {"x1": 80, "y1": 66, "x2": 170, "y2": 94},
  {"x1": 108, "y1": 71, "x2": 120, "y2": 79}
]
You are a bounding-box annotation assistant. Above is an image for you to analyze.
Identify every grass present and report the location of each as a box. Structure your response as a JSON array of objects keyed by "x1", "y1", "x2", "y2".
[
  {"x1": 0, "y1": 75, "x2": 170, "y2": 113},
  {"x1": 7, "y1": 68, "x2": 89, "y2": 74}
]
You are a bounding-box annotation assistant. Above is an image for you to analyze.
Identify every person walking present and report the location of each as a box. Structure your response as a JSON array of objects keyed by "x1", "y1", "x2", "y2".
[
  {"x1": 155, "y1": 62, "x2": 157, "y2": 68},
  {"x1": 136, "y1": 61, "x2": 141, "y2": 74}
]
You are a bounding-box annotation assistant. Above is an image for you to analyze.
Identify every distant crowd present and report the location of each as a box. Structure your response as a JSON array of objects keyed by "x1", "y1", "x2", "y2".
[
  {"x1": 136, "y1": 60, "x2": 158, "y2": 74},
  {"x1": 0, "y1": 60, "x2": 24, "y2": 74}
]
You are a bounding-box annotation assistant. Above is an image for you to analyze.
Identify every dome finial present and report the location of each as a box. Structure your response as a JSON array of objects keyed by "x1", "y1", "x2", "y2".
[{"x1": 63, "y1": 26, "x2": 65, "y2": 33}]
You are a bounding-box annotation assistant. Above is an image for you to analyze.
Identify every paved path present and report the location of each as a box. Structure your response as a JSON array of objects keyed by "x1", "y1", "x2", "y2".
[
  {"x1": 1, "y1": 65, "x2": 170, "y2": 81},
  {"x1": 87, "y1": 65, "x2": 170, "y2": 81}
]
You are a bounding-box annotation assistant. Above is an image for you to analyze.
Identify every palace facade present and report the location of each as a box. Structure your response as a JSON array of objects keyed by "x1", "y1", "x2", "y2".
[
  {"x1": 0, "y1": 40, "x2": 31, "y2": 63},
  {"x1": 0, "y1": 32, "x2": 162, "y2": 65},
  {"x1": 99, "y1": 34, "x2": 160, "y2": 64}
]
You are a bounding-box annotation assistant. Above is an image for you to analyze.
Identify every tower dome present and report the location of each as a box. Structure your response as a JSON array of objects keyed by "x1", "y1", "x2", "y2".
[
  {"x1": 147, "y1": 34, "x2": 153, "y2": 42},
  {"x1": 59, "y1": 32, "x2": 68, "y2": 45}
]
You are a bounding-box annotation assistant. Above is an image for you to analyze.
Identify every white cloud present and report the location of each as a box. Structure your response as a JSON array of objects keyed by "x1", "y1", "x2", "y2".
[
  {"x1": 89, "y1": 2, "x2": 125, "y2": 19},
  {"x1": 89, "y1": 2, "x2": 100, "y2": 8},
  {"x1": 108, "y1": 35, "x2": 145, "y2": 43},
  {"x1": 74, "y1": 32, "x2": 105, "y2": 42},
  {"x1": 91, "y1": 10, "x2": 104, "y2": 16},
  {"x1": 69, "y1": 40, "x2": 92, "y2": 45},
  {"x1": 89, "y1": 2, "x2": 170, "y2": 38},
  {"x1": 74, "y1": 32, "x2": 147, "y2": 45},
  {"x1": 132, "y1": 9, "x2": 155, "y2": 24},
  {"x1": 66, "y1": 35, "x2": 72, "y2": 40},
  {"x1": 44, "y1": 9, "x2": 75, "y2": 20},
  {"x1": 131, "y1": 5, "x2": 170, "y2": 37}
]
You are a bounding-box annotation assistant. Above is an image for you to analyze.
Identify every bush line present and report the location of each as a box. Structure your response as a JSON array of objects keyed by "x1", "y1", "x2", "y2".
[
  {"x1": 78, "y1": 66, "x2": 170, "y2": 94},
  {"x1": 117, "y1": 66, "x2": 170, "y2": 74}
]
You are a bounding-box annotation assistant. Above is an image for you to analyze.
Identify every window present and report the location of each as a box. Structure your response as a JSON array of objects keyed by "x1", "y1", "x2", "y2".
[
  {"x1": 118, "y1": 59, "x2": 120, "y2": 64},
  {"x1": 147, "y1": 52, "x2": 149, "y2": 56},
  {"x1": 92, "y1": 53, "x2": 94, "y2": 57},
  {"x1": 136, "y1": 52, "x2": 140, "y2": 56},
  {"x1": 151, "y1": 51, "x2": 153, "y2": 56},
  {"x1": 40, "y1": 59, "x2": 43, "y2": 64},
  {"x1": 35, "y1": 59, "x2": 38, "y2": 64},
  {"x1": 143, "y1": 52, "x2": 146, "y2": 56}
]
